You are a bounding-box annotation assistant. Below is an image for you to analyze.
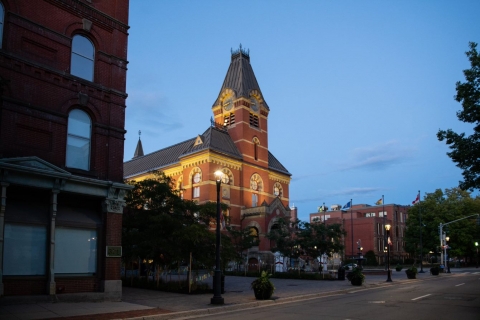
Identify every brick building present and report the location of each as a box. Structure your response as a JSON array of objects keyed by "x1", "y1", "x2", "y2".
[
  {"x1": 0, "y1": 0, "x2": 131, "y2": 299},
  {"x1": 124, "y1": 47, "x2": 296, "y2": 267},
  {"x1": 310, "y1": 203, "x2": 409, "y2": 264}
]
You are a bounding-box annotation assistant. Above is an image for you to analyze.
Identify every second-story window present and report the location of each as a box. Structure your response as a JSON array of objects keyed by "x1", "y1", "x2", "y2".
[
  {"x1": 66, "y1": 109, "x2": 91, "y2": 170},
  {"x1": 71, "y1": 35, "x2": 94, "y2": 81}
]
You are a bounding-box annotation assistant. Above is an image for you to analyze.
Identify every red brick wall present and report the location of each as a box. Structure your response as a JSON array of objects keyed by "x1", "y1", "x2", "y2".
[
  {"x1": 3, "y1": 278, "x2": 47, "y2": 296},
  {"x1": 55, "y1": 277, "x2": 100, "y2": 294}
]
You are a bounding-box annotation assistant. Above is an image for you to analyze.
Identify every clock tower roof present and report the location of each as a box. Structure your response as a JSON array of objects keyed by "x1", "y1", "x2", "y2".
[{"x1": 213, "y1": 45, "x2": 269, "y2": 110}]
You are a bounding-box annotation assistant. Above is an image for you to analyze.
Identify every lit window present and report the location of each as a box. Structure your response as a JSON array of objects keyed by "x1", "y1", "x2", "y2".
[
  {"x1": 0, "y1": 3, "x2": 4, "y2": 49},
  {"x1": 71, "y1": 35, "x2": 94, "y2": 81},
  {"x1": 66, "y1": 109, "x2": 91, "y2": 170},
  {"x1": 193, "y1": 186, "x2": 200, "y2": 198}
]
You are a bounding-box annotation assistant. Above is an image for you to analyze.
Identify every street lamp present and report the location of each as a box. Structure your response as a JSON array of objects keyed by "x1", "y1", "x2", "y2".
[
  {"x1": 445, "y1": 236, "x2": 451, "y2": 273},
  {"x1": 385, "y1": 224, "x2": 392, "y2": 282},
  {"x1": 211, "y1": 170, "x2": 224, "y2": 305},
  {"x1": 475, "y1": 242, "x2": 478, "y2": 268}
]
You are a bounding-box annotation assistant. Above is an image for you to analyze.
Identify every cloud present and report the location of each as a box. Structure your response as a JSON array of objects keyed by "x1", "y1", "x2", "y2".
[
  {"x1": 338, "y1": 140, "x2": 415, "y2": 172},
  {"x1": 292, "y1": 187, "x2": 383, "y2": 204}
]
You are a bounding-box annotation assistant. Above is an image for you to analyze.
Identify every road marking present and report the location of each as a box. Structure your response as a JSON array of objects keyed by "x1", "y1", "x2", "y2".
[
  {"x1": 368, "y1": 301, "x2": 385, "y2": 303},
  {"x1": 412, "y1": 294, "x2": 431, "y2": 301},
  {"x1": 455, "y1": 283, "x2": 465, "y2": 286}
]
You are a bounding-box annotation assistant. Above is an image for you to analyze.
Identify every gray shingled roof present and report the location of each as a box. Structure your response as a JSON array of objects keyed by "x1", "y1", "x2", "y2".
[
  {"x1": 213, "y1": 49, "x2": 270, "y2": 110},
  {"x1": 268, "y1": 151, "x2": 290, "y2": 176},
  {"x1": 123, "y1": 126, "x2": 291, "y2": 178}
]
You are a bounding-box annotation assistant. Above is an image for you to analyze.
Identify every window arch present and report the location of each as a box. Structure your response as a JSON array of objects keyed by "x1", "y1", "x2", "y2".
[
  {"x1": 0, "y1": 2, "x2": 4, "y2": 49},
  {"x1": 71, "y1": 34, "x2": 94, "y2": 81},
  {"x1": 250, "y1": 173, "x2": 263, "y2": 192},
  {"x1": 253, "y1": 137, "x2": 260, "y2": 161},
  {"x1": 66, "y1": 109, "x2": 91, "y2": 170}
]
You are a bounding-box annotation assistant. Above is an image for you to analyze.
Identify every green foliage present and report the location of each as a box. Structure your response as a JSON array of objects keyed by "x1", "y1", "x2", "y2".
[
  {"x1": 224, "y1": 225, "x2": 256, "y2": 270},
  {"x1": 266, "y1": 218, "x2": 346, "y2": 261},
  {"x1": 406, "y1": 265, "x2": 417, "y2": 275},
  {"x1": 346, "y1": 267, "x2": 365, "y2": 283},
  {"x1": 123, "y1": 171, "x2": 227, "y2": 272},
  {"x1": 365, "y1": 250, "x2": 378, "y2": 266},
  {"x1": 437, "y1": 42, "x2": 480, "y2": 190},
  {"x1": 250, "y1": 271, "x2": 275, "y2": 299},
  {"x1": 395, "y1": 264, "x2": 403, "y2": 271},
  {"x1": 405, "y1": 188, "x2": 480, "y2": 261}
]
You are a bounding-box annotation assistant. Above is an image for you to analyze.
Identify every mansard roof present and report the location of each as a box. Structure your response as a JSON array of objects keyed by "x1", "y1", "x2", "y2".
[
  {"x1": 123, "y1": 125, "x2": 291, "y2": 178},
  {"x1": 213, "y1": 46, "x2": 270, "y2": 110}
]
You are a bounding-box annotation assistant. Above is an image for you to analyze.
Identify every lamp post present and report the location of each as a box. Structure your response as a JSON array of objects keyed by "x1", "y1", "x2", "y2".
[
  {"x1": 211, "y1": 170, "x2": 224, "y2": 305},
  {"x1": 475, "y1": 242, "x2": 478, "y2": 268},
  {"x1": 445, "y1": 236, "x2": 451, "y2": 273},
  {"x1": 385, "y1": 224, "x2": 392, "y2": 282}
]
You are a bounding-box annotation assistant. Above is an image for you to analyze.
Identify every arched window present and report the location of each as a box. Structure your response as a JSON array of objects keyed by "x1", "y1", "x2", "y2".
[
  {"x1": 66, "y1": 109, "x2": 91, "y2": 170},
  {"x1": 0, "y1": 2, "x2": 4, "y2": 49},
  {"x1": 252, "y1": 193, "x2": 258, "y2": 207},
  {"x1": 71, "y1": 35, "x2": 94, "y2": 81},
  {"x1": 253, "y1": 137, "x2": 260, "y2": 161},
  {"x1": 249, "y1": 227, "x2": 259, "y2": 245}
]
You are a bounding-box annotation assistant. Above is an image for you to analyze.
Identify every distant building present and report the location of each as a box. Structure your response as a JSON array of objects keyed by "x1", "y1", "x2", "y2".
[
  {"x1": 124, "y1": 47, "x2": 296, "y2": 267},
  {"x1": 310, "y1": 203, "x2": 409, "y2": 264},
  {"x1": 0, "y1": 0, "x2": 131, "y2": 299}
]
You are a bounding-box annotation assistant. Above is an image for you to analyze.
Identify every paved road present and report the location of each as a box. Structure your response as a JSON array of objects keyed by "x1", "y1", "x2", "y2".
[{"x1": 184, "y1": 271, "x2": 480, "y2": 320}]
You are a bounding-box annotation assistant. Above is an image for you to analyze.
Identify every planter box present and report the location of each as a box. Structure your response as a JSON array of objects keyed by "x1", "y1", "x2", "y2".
[{"x1": 351, "y1": 278, "x2": 363, "y2": 286}]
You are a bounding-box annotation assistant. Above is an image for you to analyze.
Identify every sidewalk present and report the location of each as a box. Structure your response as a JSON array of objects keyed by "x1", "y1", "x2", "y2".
[{"x1": 0, "y1": 268, "x2": 471, "y2": 320}]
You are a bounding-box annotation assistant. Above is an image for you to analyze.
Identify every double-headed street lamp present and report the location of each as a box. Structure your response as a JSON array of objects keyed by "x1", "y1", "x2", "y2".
[
  {"x1": 385, "y1": 224, "x2": 392, "y2": 282},
  {"x1": 211, "y1": 170, "x2": 224, "y2": 305}
]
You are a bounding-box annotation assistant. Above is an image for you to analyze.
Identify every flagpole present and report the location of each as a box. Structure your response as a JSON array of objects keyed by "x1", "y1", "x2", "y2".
[
  {"x1": 382, "y1": 195, "x2": 386, "y2": 269},
  {"x1": 418, "y1": 190, "x2": 424, "y2": 273},
  {"x1": 350, "y1": 199, "x2": 353, "y2": 261}
]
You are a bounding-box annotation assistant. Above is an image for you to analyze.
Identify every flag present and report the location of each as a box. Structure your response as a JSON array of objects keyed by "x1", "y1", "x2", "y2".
[
  {"x1": 342, "y1": 201, "x2": 351, "y2": 210},
  {"x1": 375, "y1": 198, "x2": 383, "y2": 205},
  {"x1": 388, "y1": 236, "x2": 392, "y2": 245},
  {"x1": 220, "y1": 213, "x2": 226, "y2": 230},
  {"x1": 412, "y1": 193, "x2": 420, "y2": 205}
]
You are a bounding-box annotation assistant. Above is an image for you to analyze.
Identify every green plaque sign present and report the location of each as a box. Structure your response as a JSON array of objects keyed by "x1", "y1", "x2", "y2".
[{"x1": 106, "y1": 246, "x2": 122, "y2": 257}]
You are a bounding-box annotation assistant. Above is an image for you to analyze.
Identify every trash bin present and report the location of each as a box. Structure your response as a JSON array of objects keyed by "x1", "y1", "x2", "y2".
[{"x1": 337, "y1": 267, "x2": 345, "y2": 280}]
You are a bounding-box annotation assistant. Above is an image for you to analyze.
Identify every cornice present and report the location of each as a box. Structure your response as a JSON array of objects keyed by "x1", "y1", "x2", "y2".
[{"x1": 44, "y1": 0, "x2": 129, "y2": 34}]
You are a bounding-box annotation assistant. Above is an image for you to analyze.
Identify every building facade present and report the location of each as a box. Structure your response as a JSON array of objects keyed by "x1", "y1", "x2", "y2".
[
  {"x1": 310, "y1": 203, "x2": 409, "y2": 264},
  {"x1": 0, "y1": 0, "x2": 131, "y2": 299},
  {"x1": 124, "y1": 47, "x2": 296, "y2": 267}
]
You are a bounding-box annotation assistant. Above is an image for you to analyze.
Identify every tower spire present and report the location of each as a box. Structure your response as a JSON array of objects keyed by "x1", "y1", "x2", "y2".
[{"x1": 133, "y1": 130, "x2": 144, "y2": 159}]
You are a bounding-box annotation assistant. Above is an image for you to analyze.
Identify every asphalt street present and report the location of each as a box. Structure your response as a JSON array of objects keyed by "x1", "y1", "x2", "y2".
[{"x1": 186, "y1": 272, "x2": 480, "y2": 320}]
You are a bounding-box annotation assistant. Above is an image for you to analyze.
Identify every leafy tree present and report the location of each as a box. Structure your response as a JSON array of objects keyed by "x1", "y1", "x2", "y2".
[
  {"x1": 224, "y1": 226, "x2": 256, "y2": 271},
  {"x1": 123, "y1": 171, "x2": 219, "y2": 279},
  {"x1": 405, "y1": 188, "x2": 480, "y2": 264},
  {"x1": 437, "y1": 42, "x2": 480, "y2": 190},
  {"x1": 266, "y1": 217, "x2": 300, "y2": 259},
  {"x1": 296, "y1": 221, "x2": 346, "y2": 259}
]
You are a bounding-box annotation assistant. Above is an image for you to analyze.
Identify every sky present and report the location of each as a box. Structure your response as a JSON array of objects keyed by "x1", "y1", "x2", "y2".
[{"x1": 125, "y1": 1, "x2": 480, "y2": 222}]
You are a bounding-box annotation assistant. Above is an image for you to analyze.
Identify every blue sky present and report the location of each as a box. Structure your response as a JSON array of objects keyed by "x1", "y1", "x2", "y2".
[{"x1": 125, "y1": 1, "x2": 480, "y2": 222}]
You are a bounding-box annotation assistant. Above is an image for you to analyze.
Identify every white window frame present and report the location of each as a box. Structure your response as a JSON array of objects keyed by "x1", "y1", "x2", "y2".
[
  {"x1": 193, "y1": 186, "x2": 200, "y2": 198},
  {"x1": 71, "y1": 34, "x2": 94, "y2": 81},
  {"x1": 66, "y1": 109, "x2": 91, "y2": 170}
]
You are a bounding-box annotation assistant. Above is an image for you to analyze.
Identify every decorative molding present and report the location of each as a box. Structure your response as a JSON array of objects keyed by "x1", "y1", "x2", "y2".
[{"x1": 102, "y1": 199, "x2": 125, "y2": 213}]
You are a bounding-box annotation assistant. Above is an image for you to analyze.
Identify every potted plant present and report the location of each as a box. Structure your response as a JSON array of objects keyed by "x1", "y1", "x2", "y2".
[
  {"x1": 405, "y1": 266, "x2": 417, "y2": 279},
  {"x1": 251, "y1": 271, "x2": 275, "y2": 300},
  {"x1": 430, "y1": 266, "x2": 440, "y2": 275},
  {"x1": 347, "y1": 267, "x2": 365, "y2": 286},
  {"x1": 395, "y1": 264, "x2": 403, "y2": 272}
]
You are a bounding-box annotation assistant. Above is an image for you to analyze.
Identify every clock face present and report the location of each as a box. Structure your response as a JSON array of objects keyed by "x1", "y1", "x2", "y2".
[
  {"x1": 250, "y1": 97, "x2": 259, "y2": 112},
  {"x1": 221, "y1": 174, "x2": 229, "y2": 184},
  {"x1": 250, "y1": 180, "x2": 258, "y2": 191},
  {"x1": 193, "y1": 173, "x2": 201, "y2": 183},
  {"x1": 223, "y1": 98, "x2": 233, "y2": 111}
]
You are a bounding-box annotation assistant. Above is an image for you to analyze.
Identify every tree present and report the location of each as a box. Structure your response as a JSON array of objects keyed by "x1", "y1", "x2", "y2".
[
  {"x1": 405, "y1": 188, "x2": 480, "y2": 265},
  {"x1": 296, "y1": 221, "x2": 345, "y2": 259},
  {"x1": 224, "y1": 226, "x2": 256, "y2": 271},
  {"x1": 437, "y1": 42, "x2": 480, "y2": 191},
  {"x1": 123, "y1": 171, "x2": 218, "y2": 279}
]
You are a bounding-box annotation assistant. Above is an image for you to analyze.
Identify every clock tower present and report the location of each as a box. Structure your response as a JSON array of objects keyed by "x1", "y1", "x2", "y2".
[{"x1": 212, "y1": 46, "x2": 270, "y2": 168}]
